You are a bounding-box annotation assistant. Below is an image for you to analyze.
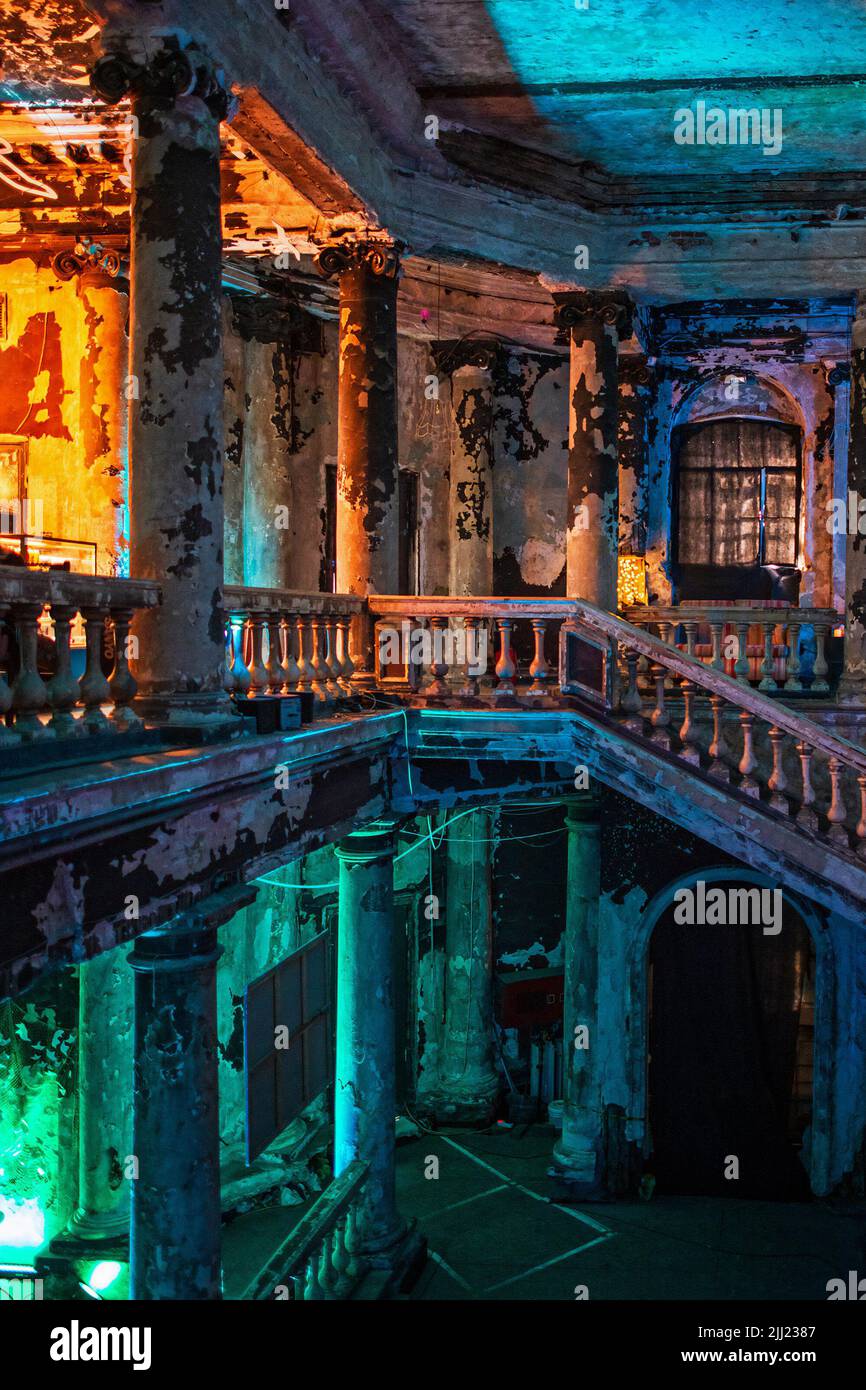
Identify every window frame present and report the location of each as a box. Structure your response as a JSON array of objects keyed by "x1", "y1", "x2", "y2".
[{"x1": 672, "y1": 417, "x2": 802, "y2": 571}]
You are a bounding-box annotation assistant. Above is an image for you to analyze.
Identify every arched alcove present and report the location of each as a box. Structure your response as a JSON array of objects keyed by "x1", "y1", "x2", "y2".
[{"x1": 626, "y1": 867, "x2": 834, "y2": 1197}]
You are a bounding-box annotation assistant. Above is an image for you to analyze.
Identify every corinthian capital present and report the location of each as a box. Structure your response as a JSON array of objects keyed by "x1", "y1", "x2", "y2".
[
  {"x1": 90, "y1": 32, "x2": 229, "y2": 120},
  {"x1": 553, "y1": 289, "x2": 634, "y2": 339},
  {"x1": 315, "y1": 235, "x2": 404, "y2": 282}
]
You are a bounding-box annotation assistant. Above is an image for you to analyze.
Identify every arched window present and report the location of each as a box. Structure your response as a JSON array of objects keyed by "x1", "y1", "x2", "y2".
[{"x1": 674, "y1": 417, "x2": 801, "y2": 571}]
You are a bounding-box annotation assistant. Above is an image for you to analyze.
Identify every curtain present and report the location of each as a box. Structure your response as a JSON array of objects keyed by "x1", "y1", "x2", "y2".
[{"x1": 677, "y1": 419, "x2": 799, "y2": 567}]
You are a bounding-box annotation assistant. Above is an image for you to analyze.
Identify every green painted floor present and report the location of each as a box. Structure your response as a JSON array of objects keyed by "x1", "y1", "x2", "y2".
[{"x1": 397, "y1": 1125, "x2": 866, "y2": 1301}]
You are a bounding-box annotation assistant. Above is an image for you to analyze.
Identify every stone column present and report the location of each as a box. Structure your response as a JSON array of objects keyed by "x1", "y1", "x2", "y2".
[
  {"x1": 839, "y1": 294, "x2": 866, "y2": 703},
  {"x1": 553, "y1": 795, "x2": 604, "y2": 1194},
  {"x1": 128, "y1": 888, "x2": 250, "y2": 1299},
  {"x1": 433, "y1": 341, "x2": 498, "y2": 597},
  {"x1": 69, "y1": 947, "x2": 134, "y2": 1242},
  {"x1": 334, "y1": 820, "x2": 405, "y2": 1256},
  {"x1": 316, "y1": 237, "x2": 402, "y2": 684},
  {"x1": 434, "y1": 808, "x2": 499, "y2": 1125},
  {"x1": 222, "y1": 297, "x2": 246, "y2": 587},
  {"x1": 231, "y1": 291, "x2": 307, "y2": 590},
  {"x1": 554, "y1": 291, "x2": 633, "y2": 610},
  {"x1": 91, "y1": 34, "x2": 232, "y2": 723}
]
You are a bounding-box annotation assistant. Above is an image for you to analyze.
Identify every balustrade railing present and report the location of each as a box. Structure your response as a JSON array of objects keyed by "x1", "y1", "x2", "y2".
[
  {"x1": 624, "y1": 602, "x2": 839, "y2": 696},
  {"x1": 223, "y1": 587, "x2": 365, "y2": 708},
  {"x1": 570, "y1": 599, "x2": 866, "y2": 860},
  {"x1": 0, "y1": 571, "x2": 160, "y2": 746},
  {"x1": 368, "y1": 595, "x2": 570, "y2": 702},
  {"x1": 241, "y1": 1159, "x2": 370, "y2": 1301}
]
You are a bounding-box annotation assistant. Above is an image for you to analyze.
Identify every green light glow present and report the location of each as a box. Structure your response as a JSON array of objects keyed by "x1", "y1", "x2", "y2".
[{"x1": 0, "y1": 1193, "x2": 45, "y2": 1257}]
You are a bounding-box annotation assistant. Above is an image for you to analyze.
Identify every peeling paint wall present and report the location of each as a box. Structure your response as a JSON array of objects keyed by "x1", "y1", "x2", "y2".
[
  {"x1": 0, "y1": 255, "x2": 127, "y2": 574},
  {"x1": 493, "y1": 350, "x2": 567, "y2": 596}
]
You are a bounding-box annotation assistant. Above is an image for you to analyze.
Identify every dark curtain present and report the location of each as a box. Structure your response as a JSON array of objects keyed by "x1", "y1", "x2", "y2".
[{"x1": 648, "y1": 886, "x2": 811, "y2": 1200}]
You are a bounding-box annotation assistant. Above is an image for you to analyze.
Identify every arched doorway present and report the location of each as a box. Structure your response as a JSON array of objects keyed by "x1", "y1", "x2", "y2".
[{"x1": 645, "y1": 874, "x2": 821, "y2": 1200}]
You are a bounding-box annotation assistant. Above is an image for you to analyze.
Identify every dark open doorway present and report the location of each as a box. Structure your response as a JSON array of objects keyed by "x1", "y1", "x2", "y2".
[{"x1": 648, "y1": 880, "x2": 814, "y2": 1200}]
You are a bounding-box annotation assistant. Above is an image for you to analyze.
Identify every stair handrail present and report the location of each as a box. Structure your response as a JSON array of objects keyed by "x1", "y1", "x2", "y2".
[{"x1": 569, "y1": 598, "x2": 866, "y2": 777}]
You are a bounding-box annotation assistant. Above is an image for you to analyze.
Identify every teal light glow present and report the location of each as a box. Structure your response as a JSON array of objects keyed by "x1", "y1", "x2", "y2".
[{"x1": 478, "y1": 0, "x2": 866, "y2": 175}]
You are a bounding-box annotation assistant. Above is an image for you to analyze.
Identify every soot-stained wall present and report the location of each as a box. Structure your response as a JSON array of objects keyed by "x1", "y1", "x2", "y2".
[{"x1": 0, "y1": 255, "x2": 127, "y2": 574}]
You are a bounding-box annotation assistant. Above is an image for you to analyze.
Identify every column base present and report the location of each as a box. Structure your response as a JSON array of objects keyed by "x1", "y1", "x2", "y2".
[
  {"x1": 549, "y1": 1139, "x2": 609, "y2": 1202},
  {"x1": 423, "y1": 1077, "x2": 499, "y2": 1128},
  {"x1": 549, "y1": 1148, "x2": 609, "y2": 1203},
  {"x1": 50, "y1": 1212, "x2": 129, "y2": 1259},
  {"x1": 134, "y1": 690, "x2": 242, "y2": 734},
  {"x1": 354, "y1": 1221, "x2": 427, "y2": 1299}
]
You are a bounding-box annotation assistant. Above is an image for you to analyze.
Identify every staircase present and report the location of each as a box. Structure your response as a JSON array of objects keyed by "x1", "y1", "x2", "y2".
[{"x1": 561, "y1": 600, "x2": 866, "y2": 922}]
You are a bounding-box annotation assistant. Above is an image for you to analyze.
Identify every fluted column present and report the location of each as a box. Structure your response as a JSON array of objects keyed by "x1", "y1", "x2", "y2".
[
  {"x1": 553, "y1": 795, "x2": 604, "y2": 1192},
  {"x1": 334, "y1": 820, "x2": 405, "y2": 1256},
  {"x1": 91, "y1": 33, "x2": 232, "y2": 723},
  {"x1": 840, "y1": 294, "x2": 866, "y2": 703},
  {"x1": 433, "y1": 340, "x2": 498, "y2": 597},
  {"x1": 127, "y1": 889, "x2": 250, "y2": 1299},
  {"x1": 316, "y1": 237, "x2": 402, "y2": 685},
  {"x1": 554, "y1": 291, "x2": 633, "y2": 610}
]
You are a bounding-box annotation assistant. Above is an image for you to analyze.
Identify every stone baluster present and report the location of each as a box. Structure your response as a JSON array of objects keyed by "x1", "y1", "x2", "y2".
[
  {"x1": 785, "y1": 619, "x2": 803, "y2": 692},
  {"x1": 795, "y1": 741, "x2": 818, "y2": 831},
  {"x1": 528, "y1": 618, "x2": 551, "y2": 696},
  {"x1": 296, "y1": 616, "x2": 315, "y2": 693},
  {"x1": 336, "y1": 615, "x2": 354, "y2": 695},
  {"x1": 322, "y1": 617, "x2": 341, "y2": 699},
  {"x1": 656, "y1": 620, "x2": 674, "y2": 688},
  {"x1": 734, "y1": 621, "x2": 751, "y2": 685},
  {"x1": 10, "y1": 602, "x2": 53, "y2": 740},
  {"x1": 310, "y1": 616, "x2": 332, "y2": 706},
  {"x1": 856, "y1": 775, "x2": 866, "y2": 857},
  {"x1": 265, "y1": 613, "x2": 284, "y2": 694},
  {"x1": 812, "y1": 623, "x2": 830, "y2": 694},
  {"x1": 460, "y1": 615, "x2": 483, "y2": 700},
  {"x1": 282, "y1": 616, "x2": 300, "y2": 693},
  {"x1": 318, "y1": 1236, "x2": 338, "y2": 1299},
  {"x1": 79, "y1": 607, "x2": 112, "y2": 734},
  {"x1": 331, "y1": 1214, "x2": 351, "y2": 1295},
  {"x1": 708, "y1": 694, "x2": 729, "y2": 781},
  {"x1": 767, "y1": 726, "x2": 789, "y2": 812},
  {"x1": 227, "y1": 615, "x2": 251, "y2": 695},
  {"x1": 709, "y1": 620, "x2": 725, "y2": 673},
  {"x1": 649, "y1": 661, "x2": 670, "y2": 747},
  {"x1": 620, "y1": 649, "x2": 643, "y2": 732},
  {"x1": 247, "y1": 614, "x2": 269, "y2": 696},
  {"x1": 494, "y1": 617, "x2": 516, "y2": 698},
  {"x1": 47, "y1": 604, "x2": 83, "y2": 737},
  {"x1": 344, "y1": 1205, "x2": 363, "y2": 1284},
  {"x1": 826, "y1": 756, "x2": 849, "y2": 845},
  {"x1": 304, "y1": 1250, "x2": 324, "y2": 1301},
  {"x1": 108, "y1": 608, "x2": 141, "y2": 730},
  {"x1": 737, "y1": 711, "x2": 760, "y2": 796},
  {"x1": 683, "y1": 619, "x2": 698, "y2": 660},
  {"x1": 425, "y1": 615, "x2": 451, "y2": 697},
  {"x1": 678, "y1": 678, "x2": 701, "y2": 765},
  {"x1": 758, "y1": 621, "x2": 778, "y2": 692}
]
